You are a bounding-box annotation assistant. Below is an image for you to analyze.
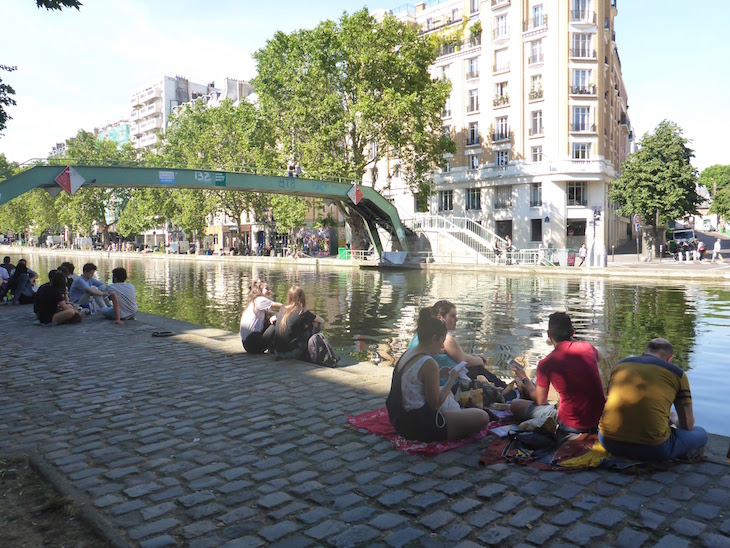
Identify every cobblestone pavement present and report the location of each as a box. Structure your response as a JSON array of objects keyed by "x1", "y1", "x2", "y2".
[{"x1": 1, "y1": 306, "x2": 729, "y2": 547}]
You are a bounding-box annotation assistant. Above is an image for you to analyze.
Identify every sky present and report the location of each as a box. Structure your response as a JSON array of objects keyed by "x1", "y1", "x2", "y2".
[{"x1": 1, "y1": 0, "x2": 728, "y2": 172}]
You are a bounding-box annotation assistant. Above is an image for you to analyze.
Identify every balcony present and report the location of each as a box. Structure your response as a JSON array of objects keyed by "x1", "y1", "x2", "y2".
[
  {"x1": 570, "y1": 84, "x2": 596, "y2": 95},
  {"x1": 570, "y1": 123, "x2": 596, "y2": 133},
  {"x1": 493, "y1": 62, "x2": 510, "y2": 74},
  {"x1": 491, "y1": 131, "x2": 511, "y2": 142},
  {"x1": 491, "y1": 0, "x2": 510, "y2": 7},
  {"x1": 466, "y1": 136, "x2": 481, "y2": 147},
  {"x1": 529, "y1": 127, "x2": 544, "y2": 137},
  {"x1": 140, "y1": 134, "x2": 159, "y2": 146},
  {"x1": 530, "y1": 199, "x2": 542, "y2": 207},
  {"x1": 529, "y1": 88, "x2": 544, "y2": 100},
  {"x1": 492, "y1": 29, "x2": 509, "y2": 41},
  {"x1": 570, "y1": 48, "x2": 597, "y2": 60},
  {"x1": 437, "y1": 44, "x2": 458, "y2": 57},
  {"x1": 493, "y1": 95, "x2": 509, "y2": 107},
  {"x1": 619, "y1": 113, "x2": 628, "y2": 126},
  {"x1": 466, "y1": 70, "x2": 480, "y2": 80},
  {"x1": 523, "y1": 15, "x2": 547, "y2": 32},
  {"x1": 571, "y1": 10, "x2": 596, "y2": 24},
  {"x1": 130, "y1": 110, "x2": 139, "y2": 120},
  {"x1": 469, "y1": 34, "x2": 482, "y2": 47},
  {"x1": 528, "y1": 53, "x2": 544, "y2": 65}
]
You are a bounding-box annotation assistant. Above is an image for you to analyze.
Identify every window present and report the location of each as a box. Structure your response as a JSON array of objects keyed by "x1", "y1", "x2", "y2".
[
  {"x1": 572, "y1": 106, "x2": 590, "y2": 131},
  {"x1": 567, "y1": 181, "x2": 587, "y2": 206},
  {"x1": 572, "y1": 143, "x2": 591, "y2": 159},
  {"x1": 531, "y1": 145, "x2": 543, "y2": 162},
  {"x1": 571, "y1": 33, "x2": 592, "y2": 57},
  {"x1": 441, "y1": 159, "x2": 451, "y2": 173},
  {"x1": 493, "y1": 14, "x2": 508, "y2": 40},
  {"x1": 495, "y1": 150, "x2": 509, "y2": 166},
  {"x1": 466, "y1": 188, "x2": 481, "y2": 210},
  {"x1": 530, "y1": 183, "x2": 542, "y2": 207},
  {"x1": 494, "y1": 185, "x2": 513, "y2": 209},
  {"x1": 495, "y1": 81, "x2": 508, "y2": 98},
  {"x1": 466, "y1": 57, "x2": 479, "y2": 79},
  {"x1": 452, "y1": 8, "x2": 459, "y2": 21},
  {"x1": 470, "y1": 0, "x2": 479, "y2": 15},
  {"x1": 442, "y1": 96, "x2": 452, "y2": 118},
  {"x1": 467, "y1": 89, "x2": 479, "y2": 112},
  {"x1": 426, "y1": 18, "x2": 433, "y2": 30},
  {"x1": 494, "y1": 48, "x2": 509, "y2": 72},
  {"x1": 439, "y1": 190, "x2": 454, "y2": 211},
  {"x1": 367, "y1": 140, "x2": 378, "y2": 161},
  {"x1": 439, "y1": 64, "x2": 451, "y2": 81},
  {"x1": 530, "y1": 110, "x2": 543, "y2": 136},
  {"x1": 529, "y1": 39, "x2": 544, "y2": 64},
  {"x1": 572, "y1": 69, "x2": 592, "y2": 93},
  {"x1": 467, "y1": 122, "x2": 480, "y2": 146},
  {"x1": 469, "y1": 154, "x2": 480, "y2": 170},
  {"x1": 532, "y1": 4, "x2": 544, "y2": 27},
  {"x1": 572, "y1": 0, "x2": 590, "y2": 20},
  {"x1": 442, "y1": 125, "x2": 451, "y2": 138},
  {"x1": 531, "y1": 218, "x2": 543, "y2": 241},
  {"x1": 495, "y1": 116, "x2": 508, "y2": 141}
]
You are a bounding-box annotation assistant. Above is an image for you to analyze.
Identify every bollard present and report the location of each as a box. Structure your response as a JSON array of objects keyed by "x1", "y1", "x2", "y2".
[
  {"x1": 659, "y1": 245, "x2": 663, "y2": 261},
  {"x1": 686, "y1": 250, "x2": 690, "y2": 262},
  {"x1": 612, "y1": 245, "x2": 615, "y2": 262}
]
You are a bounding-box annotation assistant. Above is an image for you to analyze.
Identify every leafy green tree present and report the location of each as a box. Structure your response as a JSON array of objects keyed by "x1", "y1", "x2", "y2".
[
  {"x1": 36, "y1": 0, "x2": 82, "y2": 9},
  {"x1": 51, "y1": 129, "x2": 137, "y2": 246},
  {"x1": 271, "y1": 195, "x2": 309, "y2": 246},
  {"x1": 0, "y1": 65, "x2": 17, "y2": 136},
  {"x1": 609, "y1": 120, "x2": 700, "y2": 252},
  {"x1": 252, "y1": 8, "x2": 455, "y2": 249},
  {"x1": 699, "y1": 164, "x2": 730, "y2": 196},
  {"x1": 710, "y1": 187, "x2": 730, "y2": 220},
  {"x1": 159, "y1": 97, "x2": 278, "y2": 251},
  {"x1": 0, "y1": 152, "x2": 19, "y2": 180},
  {"x1": 116, "y1": 188, "x2": 173, "y2": 238}
]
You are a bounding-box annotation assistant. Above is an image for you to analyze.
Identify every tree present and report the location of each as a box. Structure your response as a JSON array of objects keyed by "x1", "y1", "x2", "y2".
[
  {"x1": 709, "y1": 187, "x2": 730, "y2": 221},
  {"x1": 252, "y1": 8, "x2": 455, "y2": 249},
  {"x1": 51, "y1": 129, "x2": 137, "y2": 246},
  {"x1": 35, "y1": 0, "x2": 82, "y2": 9},
  {"x1": 699, "y1": 164, "x2": 730, "y2": 196},
  {"x1": 609, "y1": 120, "x2": 700, "y2": 253},
  {"x1": 0, "y1": 65, "x2": 17, "y2": 136},
  {"x1": 159, "y1": 97, "x2": 278, "y2": 251}
]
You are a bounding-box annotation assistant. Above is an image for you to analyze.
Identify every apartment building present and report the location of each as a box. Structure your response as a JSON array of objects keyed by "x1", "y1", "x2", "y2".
[
  {"x1": 374, "y1": 0, "x2": 634, "y2": 258},
  {"x1": 129, "y1": 76, "x2": 253, "y2": 151},
  {"x1": 96, "y1": 120, "x2": 132, "y2": 147}
]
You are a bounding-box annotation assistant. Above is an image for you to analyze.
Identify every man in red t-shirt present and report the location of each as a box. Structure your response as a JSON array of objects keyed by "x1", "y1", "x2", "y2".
[{"x1": 510, "y1": 312, "x2": 605, "y2": 432}]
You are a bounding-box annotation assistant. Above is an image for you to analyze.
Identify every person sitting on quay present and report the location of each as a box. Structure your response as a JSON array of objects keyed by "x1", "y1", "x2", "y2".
[
  {"x1": 34, "y1": 271, "x2": 83, "y2": 326},
  {"x1": 0, "y1": 258, "x2": 9, "y2": 292},
  {"x1": 272, "y1": 285, "x2": 324, "y2": 360},
  {"x1": 68, "y1": 262, "x2": 109, "y2": 310},
  {"x1": 408, "y1": 300, "x2": 518, "y2": 399},
  {"x1": 100, "y1": 267, "x2": 138, "y2": 325},
  {"x1": 59, "y1": 262, "x2": 77, "y2": 290},
  {"x1": 598, "y1": 338, "x2": 707, "y2": 460},
  {"x1": 240, "y1": 280, "x2": 282, "y2": 353},
  {"x1": 510, "y1": 311, "x2": 605, "y2": 433},
  {"x1": 387, "y1": 307, "x2": 492, "y2": 442},
  {"x1": 0, "y1": 259, "x2": 38, "y2": 305},
  {"x1": 1, "y1": 256, "x2": 14, "y2": 276}
]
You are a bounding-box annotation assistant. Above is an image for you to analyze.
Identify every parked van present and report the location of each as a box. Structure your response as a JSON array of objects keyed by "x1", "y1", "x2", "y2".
[{"x1": 672, "y1": 229, "x2": 697, "y2": 244}]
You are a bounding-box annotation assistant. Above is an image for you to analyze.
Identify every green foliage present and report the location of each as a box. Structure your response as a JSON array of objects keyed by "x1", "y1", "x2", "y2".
[
  {"x1": 116, "y1": 188, "x2": 174, "y2": 237},
  {"x1": 35, "y1": 0, "x2": 82, "y2": 10},
  {"x1": 271, "y1": 195, "x2": 309, "y2": 237},
  {"x1": 0, "y1": 65, "x2": 17, "y2": 136},
  {"x1": 0, "y1": 153, "x2": 19, "y2": 180},
  {"x1": 709, "y1": 187, "x2": 730, "y2": 219},
  {"x1": 699, "y1": 164, "x2": 730, "y2": 195},
  {"x1": 609, "y1": 120, "x2": 700, "y2": 226}
]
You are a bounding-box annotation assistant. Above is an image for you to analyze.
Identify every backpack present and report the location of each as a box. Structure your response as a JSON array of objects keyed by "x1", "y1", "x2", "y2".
[{"x1": 307, "y1": 333, "x2": 339, "y2": 367}]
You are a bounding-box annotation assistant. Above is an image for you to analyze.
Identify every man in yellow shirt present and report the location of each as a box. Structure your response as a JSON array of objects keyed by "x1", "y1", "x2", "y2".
[{"x1": 598, "y1": 338, "x2": 707, "y2": 460}]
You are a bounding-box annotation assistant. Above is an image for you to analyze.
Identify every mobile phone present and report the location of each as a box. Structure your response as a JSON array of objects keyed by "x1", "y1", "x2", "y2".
[
  {"x1": 509, "y1": 359, "x2": 525, "y2": 372},
  {"x1": 454, "y1": 361, "x2": 468, "y2": 372}
]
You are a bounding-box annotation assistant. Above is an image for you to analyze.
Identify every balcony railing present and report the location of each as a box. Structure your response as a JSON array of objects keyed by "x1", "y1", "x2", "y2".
[
  {"x1": 494, "y1": 200, "x2": 513, "y2": 209},
  {"x1": 570, "y1": 123, "x2": 596, "y2": 133},
  {"x1": 529, "y1": 127, "x2": 544, "y2": 137},
  {"x1": 466, "y1": 71, "x2": 480, "y2": 80},
  {"x1": 493, "y1": 95, "x2": 509, "y2": 107},
  {"x1": 530, "y1": 200, "x2": 543, "y2": 207},
  {"x1": 491, "y1": 131, "x2": 511, "y2": 142},
  {"x1": 570, "y1": 48, "x2": 597, "y2": 59},
  {"x1": 571, "y1": 10, "x2": 596, "y2": 23},
  {"x1": 529, "y1": 89, "x2": 544, "y2": 100},
  {"x1": 493, "y1": 62, "x2": 510, "y2": 73},
  {"x1": 523, "y1": 15, "x2": 547, "y2": 31},
  {"x1": 492, "y1": 29, "x2": 509, "y2": 41},
  {"x1": 466, "y1": 137, "x2": 481, "y2": 146},
  {"x1": 130, "y1": 110, "x2": 139, "y2": 120},
  {"x1": 491, "y1": 0, "x2": 510, "y2": 6},
  {"x1": 570, "y1": 85, "x2": 596, "y2": 95},
  {"x1": 469, "y1": 34, "x2": 482, "y2": 47},
  {"x1": 528, "y1": 53, "x2": 544, "y2": 65}
]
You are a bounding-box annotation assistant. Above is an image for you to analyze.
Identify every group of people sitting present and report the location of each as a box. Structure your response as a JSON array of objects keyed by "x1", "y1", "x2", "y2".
[
  {"x1": 387, "y1": 306, "x2": 708, "y2": 462},
  {"x1": 0, "y1": 257, "x2": 138, "y2": 326},
  {"x1": 239, "y1": 281, "x2": 329, "y2": 362}
]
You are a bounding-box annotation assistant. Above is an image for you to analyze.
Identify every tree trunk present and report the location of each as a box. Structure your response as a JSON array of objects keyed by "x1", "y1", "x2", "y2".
[{"x1": 348, "y1": 213, "x2": 369, "y2": 251}]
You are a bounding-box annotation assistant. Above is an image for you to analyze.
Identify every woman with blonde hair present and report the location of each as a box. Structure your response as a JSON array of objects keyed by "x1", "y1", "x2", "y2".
[
  {"x1": 240, "y1": 280, "x2": 282, "y2": 353},
  {"x1": 273, "y1": 286, "x2": 324, "y2": 360}
]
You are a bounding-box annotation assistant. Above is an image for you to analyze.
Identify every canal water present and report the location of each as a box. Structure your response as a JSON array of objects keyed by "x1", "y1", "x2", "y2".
[{"x1": 26, "y1": 254, "x2": 730, "y2": 436}]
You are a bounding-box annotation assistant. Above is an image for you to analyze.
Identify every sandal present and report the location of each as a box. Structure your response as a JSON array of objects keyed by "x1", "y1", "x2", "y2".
[{"x1": 152, "y1": 330, "x2": 175, "y2": 337}]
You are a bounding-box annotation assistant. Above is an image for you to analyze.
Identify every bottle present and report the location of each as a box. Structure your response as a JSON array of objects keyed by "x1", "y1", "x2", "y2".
[{"x1": 89, "y1": 299, "x2": 96, "y2": 315}]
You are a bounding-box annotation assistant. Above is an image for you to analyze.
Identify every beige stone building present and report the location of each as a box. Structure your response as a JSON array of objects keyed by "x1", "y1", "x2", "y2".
[{"x1": 373, "y1": 0, "x2": 634, "y2": 261}]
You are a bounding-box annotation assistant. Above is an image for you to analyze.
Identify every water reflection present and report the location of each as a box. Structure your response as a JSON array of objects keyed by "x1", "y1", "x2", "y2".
[{"x1": 25, "y1": 255, "x2": 729, "y2": 435}]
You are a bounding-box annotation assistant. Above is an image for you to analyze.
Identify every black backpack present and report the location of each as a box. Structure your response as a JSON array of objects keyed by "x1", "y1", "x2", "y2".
[{"x1": 307, "y1": 333, "x2": 339, "y2": 367}]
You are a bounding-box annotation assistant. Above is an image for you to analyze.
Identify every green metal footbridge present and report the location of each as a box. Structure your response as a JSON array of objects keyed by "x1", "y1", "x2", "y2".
[{"x1": 0, "y1": 164, "x2": 409, "y2": 253}]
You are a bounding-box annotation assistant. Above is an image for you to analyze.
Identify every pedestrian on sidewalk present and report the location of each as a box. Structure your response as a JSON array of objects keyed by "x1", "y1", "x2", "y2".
[
  {"x1": 712, "y1": 238, "x2": 724, "y2": 263},
  {"x1": 578, "y1": 243, "x2": 587, "y2": 266}
]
